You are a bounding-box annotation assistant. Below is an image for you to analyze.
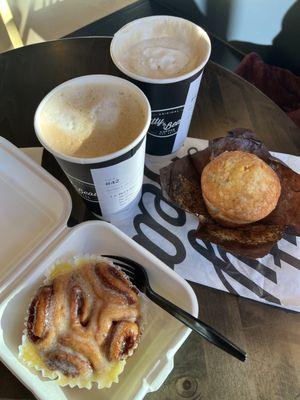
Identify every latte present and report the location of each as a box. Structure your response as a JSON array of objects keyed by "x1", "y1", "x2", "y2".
[
  {"x1": 38, "y1": 82, "x2": 147, "y2": 158},
  {"x1": 111, "y1": 16, "x2": 211, "y2": 82}
]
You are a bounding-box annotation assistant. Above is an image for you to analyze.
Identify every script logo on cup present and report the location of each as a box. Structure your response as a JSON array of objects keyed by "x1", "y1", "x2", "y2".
[
  {"x1": 67, "y1": 174, "x2": 98, "y2": 203},
  {"x1": 149, "y1": 107, "x2": 184, "y2": 138}
]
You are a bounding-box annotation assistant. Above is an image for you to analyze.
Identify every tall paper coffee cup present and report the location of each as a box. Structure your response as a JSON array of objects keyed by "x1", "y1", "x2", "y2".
[
  {"x1": 110, "y1": 16, "x2": 211, "y2": 156},
  {"x1": 34, "y1": 75, "x2": 151, "y2": 220}
]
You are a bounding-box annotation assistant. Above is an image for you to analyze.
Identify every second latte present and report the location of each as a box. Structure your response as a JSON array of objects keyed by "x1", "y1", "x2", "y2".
[
  {"x1": 34, "y1": 75, "x2": 151, "y2": 220},
  {"x1": 38, "y1": 81, "x2": 147, "y2": 158}
]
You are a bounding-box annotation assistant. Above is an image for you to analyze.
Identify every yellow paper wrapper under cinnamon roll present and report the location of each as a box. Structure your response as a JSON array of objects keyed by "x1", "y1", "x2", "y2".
[{"x1": 19, "y1": 255, "x2": 143, "y2": 389}]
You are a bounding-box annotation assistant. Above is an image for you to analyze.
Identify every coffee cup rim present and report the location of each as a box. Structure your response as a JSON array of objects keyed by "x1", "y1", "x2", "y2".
[
  {"x1": 110, "y1": 15, "x2": 211, "y2": 85},
  {"x1": 34, "y1": 74, "x2": 151, "y2": 164}
]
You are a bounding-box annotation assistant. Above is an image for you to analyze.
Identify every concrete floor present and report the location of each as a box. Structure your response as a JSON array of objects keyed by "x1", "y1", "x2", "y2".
[{"x1": 0, "y1": 0, "x2": 136, "y2": 53}]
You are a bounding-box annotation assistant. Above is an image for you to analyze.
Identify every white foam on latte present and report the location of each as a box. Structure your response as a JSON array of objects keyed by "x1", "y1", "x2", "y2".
[
  {"x1": 111, "y1": 16, "x2": 211, "y2": 81},
  {"x1": 120, "y1": 37, "x2": 197, "y2": 79},
  {"x1": 38, "y1": 83, "x2": 147, "y2": 158}
]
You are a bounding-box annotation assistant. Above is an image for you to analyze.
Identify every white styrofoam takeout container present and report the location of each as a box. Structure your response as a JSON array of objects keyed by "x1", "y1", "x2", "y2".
[{"x1": 0, "y1": 136, "x2": 198, "y2": 400}]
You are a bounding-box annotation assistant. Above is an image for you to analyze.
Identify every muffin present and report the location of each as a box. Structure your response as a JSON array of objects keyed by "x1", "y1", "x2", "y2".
[
  {"x1": 19, "y1": 256, "x2": 142, "y2": 389},
  {"x1": 201, "y1": 151, "x2": 281, "y2": 227}
]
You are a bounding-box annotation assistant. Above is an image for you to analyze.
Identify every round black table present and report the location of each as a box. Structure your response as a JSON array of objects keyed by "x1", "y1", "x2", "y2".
[{"x1": 1, "y1": 37, "x2": 300, "y2": 400}]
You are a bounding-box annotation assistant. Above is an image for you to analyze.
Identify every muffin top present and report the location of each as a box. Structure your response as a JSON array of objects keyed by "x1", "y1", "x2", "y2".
[{"x1": 201, "y1": 151, "x2": 281, "y2": 225}]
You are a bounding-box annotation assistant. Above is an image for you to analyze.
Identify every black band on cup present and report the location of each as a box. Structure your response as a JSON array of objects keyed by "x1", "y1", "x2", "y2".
[
  {"x1": 55, "y1": 137, "x2": 145, "y2": 217},
  {"x1": 135, "y1": 68, "x2": 203, "y2": 155}
]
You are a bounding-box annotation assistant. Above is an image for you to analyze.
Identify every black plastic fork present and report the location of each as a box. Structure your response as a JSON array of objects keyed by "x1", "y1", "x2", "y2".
[{"x1": 103, "y1": 255, "x2": 246, "y2": 362}]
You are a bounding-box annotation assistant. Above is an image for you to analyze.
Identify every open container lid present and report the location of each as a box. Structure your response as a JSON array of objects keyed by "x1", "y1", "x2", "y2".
[
  {"x1": 0, "y1": 138, "x2": 199, "y2": 400},
  {"x1": 0, "y1": 137, "x2": 72, "y2": 296}
]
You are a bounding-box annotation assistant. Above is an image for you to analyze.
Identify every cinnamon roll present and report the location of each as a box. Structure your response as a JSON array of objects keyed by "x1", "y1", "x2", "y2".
[{"x1": 19, "y1": 256, "x2": 143, "y2": 389}]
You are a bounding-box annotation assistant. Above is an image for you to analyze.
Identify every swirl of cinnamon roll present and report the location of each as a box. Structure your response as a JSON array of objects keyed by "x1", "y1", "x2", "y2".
[
  {"x1": 27, "y1": 285, "x2": 53, "y2": 343},
  {"x1": 94, "y1": 262, "x2": 138, "y2": 305},
  {"x1": 69, "y1": 282, "x2": 92, "y2": 328},
  {"x1": 45, "y1": 350, "x2": 92, "y2": 378},
  {"x1": 23, "y1": 258, "x2": 142, "y2": 384},
  {"x1": 106, "y1": 321, "x2": 140, "y2": 361}
]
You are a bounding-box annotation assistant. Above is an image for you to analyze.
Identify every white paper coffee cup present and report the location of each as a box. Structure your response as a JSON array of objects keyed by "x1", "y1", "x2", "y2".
[
  {"x1": 34, "y1": 75, "x2": 151, "y2": 220},
  {"x1": 110, "y1": 15, "x2": 211, "y2": 156}
]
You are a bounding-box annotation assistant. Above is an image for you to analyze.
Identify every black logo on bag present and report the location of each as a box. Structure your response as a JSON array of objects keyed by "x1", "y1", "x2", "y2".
[{"x1": 148, "y1": 107, "x2": 184, "y2": 138}]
